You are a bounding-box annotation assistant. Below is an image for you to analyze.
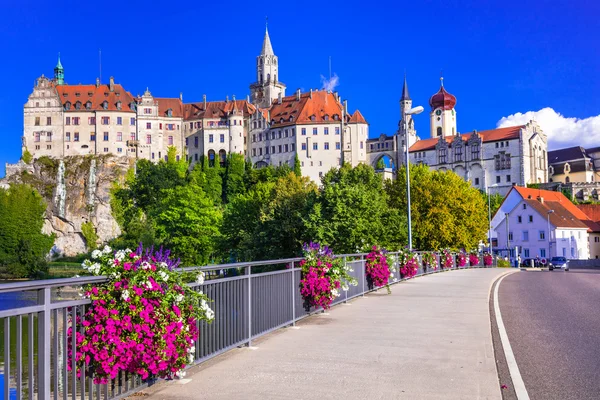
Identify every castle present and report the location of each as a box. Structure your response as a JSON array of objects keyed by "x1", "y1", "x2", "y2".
[
  {"x1": 366, "y1": 76, "x2": 549, "y2": 195},
  {"x1": 22, "y1": 28, "x2": 368, "y2": 184}
]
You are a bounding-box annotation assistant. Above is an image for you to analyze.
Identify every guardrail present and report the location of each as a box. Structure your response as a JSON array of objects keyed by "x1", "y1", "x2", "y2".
[{"x1": 0, "y1": 251, "x2": 492, "y2": 399}]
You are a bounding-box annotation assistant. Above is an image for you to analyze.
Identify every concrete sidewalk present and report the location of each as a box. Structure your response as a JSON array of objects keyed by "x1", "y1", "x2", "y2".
[{"x1": 140, "y1": 269, "x2": 509, "y2": 400}]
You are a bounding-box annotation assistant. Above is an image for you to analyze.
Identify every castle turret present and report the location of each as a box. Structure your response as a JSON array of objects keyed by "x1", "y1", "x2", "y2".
[
  {"x1": 54, "y1": 55, "x2": 64, "y2": 85},
  {"x1": 249, "y1": 24, "x2": 286, "y2": 108},
  {"x1": 429, "y1": 76, "x2": 457, "y2": 138},
  {"x1": 228, "y1": 99, "x2": 244, "y2": 155}
]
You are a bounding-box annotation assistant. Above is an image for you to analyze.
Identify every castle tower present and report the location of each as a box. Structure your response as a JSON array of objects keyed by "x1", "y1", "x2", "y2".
[
  {"x1": 397, "y1": 75, "x2": 418, "y2": 166},
  {"x1": 54, "y1": 55, "x2": 64, "y2": 85},
  {"x1": 249, "y1": 25, "x2": 286, "y2": 109},
  {"x1": 228, "y1": 98, "x2": 244, "y2": 155},
  {"x1": 429, "y1": 76, "x2": 457, "y2": 138}
]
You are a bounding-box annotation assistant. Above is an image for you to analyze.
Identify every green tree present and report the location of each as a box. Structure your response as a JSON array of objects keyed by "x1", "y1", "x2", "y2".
[
  {"x1": 0, "y1": 184, "x2": 55, "y2": 278},
  {"x1": 481, "y1": 190, "x2": 504, "y2": 219},
  {"x1": 199, "y1": 156, "x2": 223, "y2": 205},
  {"x1": 385, "y1": 164, "x2": 487, "y2": 250},
  {"x1": 376, "y1": 158, "x2": 385, "y2": 170},
  {"x1": 294, "y1": 153, "x2": 301, "y2": 177},
  {"x1": 152, "y1": 184, "x2": 222, "y2": 265},
  {"x1": 222, "y1": 153, "x2": 246, "y2": 203}
]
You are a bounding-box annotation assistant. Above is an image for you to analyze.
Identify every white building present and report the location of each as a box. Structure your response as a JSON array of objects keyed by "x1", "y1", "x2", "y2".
[
  {"x1": 492, "y1": 186, "x2": 591, "y2": 260},
  {"x1": 367, "y1": 77, "x2": 549, "y2": 195}
]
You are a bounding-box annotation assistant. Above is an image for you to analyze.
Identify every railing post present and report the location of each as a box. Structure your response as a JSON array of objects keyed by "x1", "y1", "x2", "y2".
[
  {"x1": 343, "y1": 257, "x2": 348, "y2": 303},
  {"x1": 38, "y1": 287, "x2": 51, "y2": 399},
  {"x1": 291, "y1": 261, "x2": 296, "y2": 326},
  {"x1": 247, "y1": 265, "x2": 252, "y2": 347},
  {"x1": 361, "y1": 255, "x2": 365, "y2": 296}
]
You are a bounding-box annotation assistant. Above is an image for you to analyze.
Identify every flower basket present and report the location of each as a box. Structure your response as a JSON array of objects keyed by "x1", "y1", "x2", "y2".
[
  {"x1": 365, "y1": 246, "x2": 392, "y2": 293},
  {"x1": 469, "y1": 253, "x2": 480, "y2": 266},
  {"x1": 398, "y1": 250, "x2": 419, "y2": 279},
  {"x1": 483, "y1": 253, "x2": 493, "y2": 267},
  {"x1": 422, "y1": 252, "x2": 437, "y2": 272},
  {"x1": 457, "y1": 252, "x2": 467, "y2": 267},
  {"x1": 299, "y1": 242, "x2": 357, "y2": 312},
  {"x1": 68, "y1": 245, "x2": 214, "y2": 383},
  {"x1": 441, "y1": 249, "x2": 453, "y2": 269}
]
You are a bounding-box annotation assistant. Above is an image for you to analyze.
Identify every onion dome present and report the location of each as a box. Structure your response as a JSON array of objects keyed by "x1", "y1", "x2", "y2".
[{"x1": 429, "y1": 77, "x2": 456, "y2": 110}]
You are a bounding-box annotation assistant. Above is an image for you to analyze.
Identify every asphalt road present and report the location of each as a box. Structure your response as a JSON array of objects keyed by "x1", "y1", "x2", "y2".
[{"x1": 498, "y1": 269, "x2": 600, "y2": 400}]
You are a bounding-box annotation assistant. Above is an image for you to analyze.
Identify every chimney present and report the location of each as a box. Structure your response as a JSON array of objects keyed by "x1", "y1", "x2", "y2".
[
  {"x1": 310, "y1": 88, "x2": 313, "y2": 99},
  {"x1": 334, "y1": 91, "x2": 339, "y2": 102},
  {"x1": 296, "y1": 89, "x2": 301, "y2": 101},
  {"x1": 96, "y1": 77, "x2": 100, "y2": 87},
  {"x1": 246, "y1": 95, "x2": 250, "y2": 102},
  {"x1": 232, "y1": 95, "x2": 236, "y2": 102},
  {"x1": 226, "y1": 95, "x2": 229, "y2": 103},
  {"x1": 343, "y1": 100, "x2": 348, "y2": 114},
  {"x1": 203, "y1": 94, "x2": 207, "y2": 109},
  {"x1": 538, "y1": 196, "x2": 544, "y2": 204},
  {"x1": 109, "y1": 76, "x2": 114, "y2": 92},
  {"x1": 278, "y1": 92, "x2": 282, "y2": 104},
  {"x1": 179, "y1": 92, "x2": 183, "y2": 101}
]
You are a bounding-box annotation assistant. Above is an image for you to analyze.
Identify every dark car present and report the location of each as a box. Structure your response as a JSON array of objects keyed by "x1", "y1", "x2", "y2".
[
  {"x1": 520, "y1": 258, "x2": 540, "y2": 268},
  {"x1": 549, "y1": 256, "x2": 569, "y2": 271}
]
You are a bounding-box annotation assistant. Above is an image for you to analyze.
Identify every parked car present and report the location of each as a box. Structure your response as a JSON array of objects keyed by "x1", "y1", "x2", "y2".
[
  {"x1": 520, "y1": 258, "x2": 541, "y2": 268},
  {"x1": 549, "y1": 257, "x2": 569, "y2": 271}
]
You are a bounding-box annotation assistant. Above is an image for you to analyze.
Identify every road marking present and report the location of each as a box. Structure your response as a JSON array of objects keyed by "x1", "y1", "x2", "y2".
[{"x1": 494, "y1": 272, "x2": 530, "y2": 400}]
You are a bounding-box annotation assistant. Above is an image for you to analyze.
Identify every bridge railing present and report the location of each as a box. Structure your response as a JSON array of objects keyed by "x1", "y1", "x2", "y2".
[{"x1": 0, "y1": 251, "x2": 491, "y2": 399}]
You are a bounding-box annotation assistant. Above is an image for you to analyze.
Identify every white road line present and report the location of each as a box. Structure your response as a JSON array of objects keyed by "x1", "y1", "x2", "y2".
[{"x1": 494, "y1": 272, "x2": 530, "y2": 400}]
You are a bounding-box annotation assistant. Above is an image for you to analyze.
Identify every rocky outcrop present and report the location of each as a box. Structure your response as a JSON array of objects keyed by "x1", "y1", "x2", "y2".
[{"x1": 1, "y1": 155, "x2": 131, "y2": 257}]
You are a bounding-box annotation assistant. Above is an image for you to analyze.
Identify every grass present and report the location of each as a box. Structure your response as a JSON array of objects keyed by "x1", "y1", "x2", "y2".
[{"x1": 47, "y1": 261, "x2": 87, "y2": 278}]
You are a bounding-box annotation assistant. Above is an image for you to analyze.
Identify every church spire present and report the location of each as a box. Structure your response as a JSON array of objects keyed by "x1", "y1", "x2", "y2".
[
  {"x1": 54, "y1": 54, "x2": 64, "y2": 85},
  {"x1": 400, "y1": 73, "x2": 410, "y2": 101},
  {"x1": 261, "y1": 20, "x2": 274, "y2": 55}
]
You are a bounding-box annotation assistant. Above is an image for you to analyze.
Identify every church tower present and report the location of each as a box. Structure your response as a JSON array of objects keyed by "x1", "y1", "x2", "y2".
[
  {"x1": 249, "y1": 25, "x2": 286, "y2": 109},
  {"x1": 429, "y1": 76, "x2": 457, "y2": 138},
  {"x1": 397, "y1": 75, "x2": 418, "y2": 166},
  {"x1": 54, "y1": 55, "x2": 64, "y2": 85}
]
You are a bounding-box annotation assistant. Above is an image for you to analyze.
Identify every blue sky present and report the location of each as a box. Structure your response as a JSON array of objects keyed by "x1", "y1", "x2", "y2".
[{"x1": 1, "y1": 0, "x2": 599, "y2": 176}]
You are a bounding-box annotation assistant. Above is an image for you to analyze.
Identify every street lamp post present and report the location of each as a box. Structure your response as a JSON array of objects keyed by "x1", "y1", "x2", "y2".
[
  {"x1": 404, "y1": 106, "x2": 424, "y2": 251},
  {"x1": 486, "y1": 183, "x2": 498, "y2": 254},
  {"x1": 505, "y1": 212, "x2": 510, "y2": 258},
  {"x1": 547, "y1": 210, "x2": 554, "y2": 258}
]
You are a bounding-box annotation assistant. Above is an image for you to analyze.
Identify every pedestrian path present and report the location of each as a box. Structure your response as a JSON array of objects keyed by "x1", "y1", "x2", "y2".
[{"x1": 140, "y1": 269, "x2": 509, "y2": 400}]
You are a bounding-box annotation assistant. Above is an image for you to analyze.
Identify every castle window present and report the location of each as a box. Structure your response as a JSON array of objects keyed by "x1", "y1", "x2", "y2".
[
  {"x1": 116, "y1": 101, "x2": 122, "y2": 110},
  {"x1": 167, "y1": 109, "x2": 172, "y2": 117},
  {"x1": 475, "y1": 178, "x2": 479, "y2": 185},
  {"x1": 86, "y1": 101, "x2": 92, "y2": 110},
  {"x1": 168, "y1": 136, "x2": 173, "y2": 145},
  {"x1": 34, "y1": 132, "x2": 40, "y2": 142},
  {"x1": 454, "y1": 145, "x2": 462, "y2": 162},
  {"x1": 471, "y1": 143, "x2": 480, "y2": 160},
  {"x1": 66, "y1": 132, "x2": 71, "y2": 142},
  {"x1": 90, "y1": 133, "x2": 96, "y2": 141},
  {"x1": 103, "y1": 132, "x2": 109, "y2": 141},
  {"x1": 324, "y1": 127, "x2": 329, "y2": 135},
  {"x1": 324, "y1": 115, "x2": 329, "y2": 121},
  {"x1": 74, "y1": 132, "x2": 79, "y2": 141},
  {"x1": 35, "y1": 117, "x2": 40, "y2": 126},
  {"x1": 335, "y1": 127, "x2": 340, "y2": 135},
  {"x1": 302, "y1": 128, "x2": 306, "y2": 135},
  {"x1": 438, "y1": 148, "x2": 447, "y2": 164},
  {"x1": 75, "y1": 101, "x2": 81, "y2": 110},
  {"x1": 146, "y1": 135, "x2": 151, "y2": 144},
  {"x1": 64, "y1": 102, "x2": 71, "y2": 110},
  {"x1": 130, "y1": 117, "x2": 136, "y2": 126},
  {"x1": 436, "y1": 127, "x2": 442, "y2": 137},
  {"x1": 310, "y1": 115, "x2": 316, "y2": 121},
  {"x1": 117, "y1": 132, "x2": 122, "y2": 142},
  {"x1": 313, "y1": 128, "x2": 318, "y2": 135},
  {"x1": 117, "y1": 117, "x2": 122, "y2": 125}
]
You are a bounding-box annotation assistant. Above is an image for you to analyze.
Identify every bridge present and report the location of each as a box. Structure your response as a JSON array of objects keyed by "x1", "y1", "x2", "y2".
[{"x1": 0, "y1": 253, "x2": 506, "y2": 399}]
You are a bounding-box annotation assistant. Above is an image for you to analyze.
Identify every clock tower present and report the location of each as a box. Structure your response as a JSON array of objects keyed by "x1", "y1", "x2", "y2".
[{"x1": 429, "y1": 76, "x2": 457, "y2": 138}]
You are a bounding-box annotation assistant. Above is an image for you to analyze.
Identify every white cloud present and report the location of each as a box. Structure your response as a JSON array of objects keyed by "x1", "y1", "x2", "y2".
[
  {"x1": 496, "y1": 107, "x2": 600, "y2": 150},
  {"x1": 320, "y1": 73, "x2": 339, "y2": 92}
]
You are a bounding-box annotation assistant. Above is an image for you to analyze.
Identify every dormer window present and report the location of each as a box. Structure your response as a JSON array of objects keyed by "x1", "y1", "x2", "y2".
[
  {"x1": 564, "y1": 163, "x2": 571, "y2": 173},
  {"x1": 130, "y1": 103, "x2": 137, "y2": 112},
  {"x1": 102, "y1": 101, "x2": 108, "y2": 110},
  {"x1": 64, "y1": 101, "x2": 71, "y2": 110},
  {"x1": 63, "y1": 93, "x2": 69, "y2": 97},
  {"x1": 289, "y1": 116, "x2": 293, "y2": 122},
  {"x1": 280, "y1": 118, "x2": 284, "y2": 123},
  {"x1": 333, "y1": 114, "x2": 339, "y2": 120},
  {"x1": 116, "y1": 101, "x2": 122, "y2": 110},
  {"x1": 324, "y1": 115, "x2": 329, "y2": 121},
  {"x1": 167, "y1": 108, "x2": 172, "y2": 117},
  {"x1": 310, "y1": 115, "x2": 316, "y2": 121},
  {"x1": 75, "y1": 101, "x2": 81, "y2": 110},
  {"x1": 85, "y1": 101, "x2": 92, "y2": 110},
  {"x1": 75, "y1": 92, "x2": 81, "y2": 97},
  {"x1": 104, "y1": 93, "x2": 109, "y2": 97},
  {"x1": 88, "y1": 92, "x2": 93, "y2": 96}
]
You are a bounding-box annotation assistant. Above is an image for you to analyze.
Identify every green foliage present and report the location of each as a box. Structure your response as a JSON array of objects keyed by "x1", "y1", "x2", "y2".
[
  {"x1": 376, "y1": 158, "x2": 386, "y2": 170},
  {"x1": 561, "y1": 187, "x2": 573, "y2": 200},
  {"x1": 0, "y1": 184, "x2": 54, "y2": 278},
  {"x1": 222, "y1": 153, "x2": 246, "y2": 203},
  {"x1": 294, "y1": 153, "x2": 301, "y2": 177},
  {"x1": 385, "y1": 164, "x2": 487, "y2": 250},
  {"x1": 306, "y1": 163, "x2": 407, "y2": 253},
  {"x1": 497, "y1": 259, "x2": 511, "y2": 268},
  {"x1": 526, "y1": 183, "x2": 541, "y2": 189},
  {"x1": 481, "y1": 190, "x2": 504, "y2": 218},
  {"x1": 22, "y1": 149, "x2": 33, "y2": 164},
  {"x1": 81, "y1": 221, "x2": 98, "y2": 251}
]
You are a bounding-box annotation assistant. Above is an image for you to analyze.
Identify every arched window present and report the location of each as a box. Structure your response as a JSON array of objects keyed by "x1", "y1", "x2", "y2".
[
  {"x1": 219, "y1": 150, "x2": 226, "y2": 167},
  {"x1": 436, "y1": 127, "x2": 442, "y2": 137},
  {"x1": 267, "y1": 73, "x2": 271, "y2": 82},
  {"x1": 208, "y1": 150, "x2": 215, "y2": 167},
  {"x1": 565, "y1": 176, "x2": 570, "y2": 183}
]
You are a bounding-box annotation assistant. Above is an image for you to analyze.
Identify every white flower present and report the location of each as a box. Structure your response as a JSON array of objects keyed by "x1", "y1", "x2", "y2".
[
  {"x1": 196, "y1": 272, "x2": 205, "y2": 285},
  {"x1": 206, "y1": 308, "x2": 215, "y2": 320},
  {"x1": 115, "y1": 250, "x2": 126, "y2": 262},
  {"x1": 188, "y1": 354, "x2": 195, "y2": 364},
  {"x1": 91, "y1": 250, "x2": 102, "y2": 259},
  {"x1": 140, "y1": 261, "x2": 151, "y2": 270},
  {"x1": 121, "y1": 290, "x2": 130, "y2": 301},
  {"x1": 102, "y1": 245, "x2": 112, "y2": 255},
  {"x1": 124, "y1": 248, "x2": 132, "y2": 254},
  {"x1": 159, "y1": 271, "x2": 169, "y2": 281},
  {"x1": 175, "y1": 294, "x2": 184, "y2": 303},
  {"x1": 174, "y1": 370, "x2": 186, "y2": 379},
  {"x1": 188, "y1": 346, "x2": 196, "y2": 354},
  {"x1": 332, "y1": 288, "x2": 340, "y2": 297},
  {"x1": 200, "y1": 299, "x2": 208, "y2": 309},
  {"x1": 159, "y1": 262, "x2": 168, "y2": 269},
  {"x1": 342, "y1": 284, "x2": 349, "y2": 292},
  {"x1": 145, "y1": 280, "x2": 153, "y2": 289},
  {"x1": 323, "y1": 267, "x2": 329, "y2": 273}
]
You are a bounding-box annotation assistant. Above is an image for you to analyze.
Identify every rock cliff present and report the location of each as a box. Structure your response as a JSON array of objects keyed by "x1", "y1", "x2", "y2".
[{"x1": 1, "y1": 155, "x2": 130, "y2": 257}]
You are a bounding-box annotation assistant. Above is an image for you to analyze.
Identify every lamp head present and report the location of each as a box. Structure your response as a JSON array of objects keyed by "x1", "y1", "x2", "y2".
[{"x1": 406, "y1": 106, "x2": 424, "y2": 115}]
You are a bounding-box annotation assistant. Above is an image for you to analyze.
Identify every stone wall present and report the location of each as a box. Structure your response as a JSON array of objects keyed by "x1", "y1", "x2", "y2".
[{"x1": 0, "y1": 155, "x2": 130, "y2": 257}]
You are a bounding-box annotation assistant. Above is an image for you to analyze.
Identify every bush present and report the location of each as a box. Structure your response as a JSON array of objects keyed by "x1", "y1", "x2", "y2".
[
  {"x1": 497, "y1": 259, "x2": 511, "y2": 268},
  {"x1": 81, "y1": 222, "x2": 98, "y2": 251}
]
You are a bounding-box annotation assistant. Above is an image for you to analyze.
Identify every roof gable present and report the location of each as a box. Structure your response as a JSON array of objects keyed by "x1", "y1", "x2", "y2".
[
  {"x1": 56, "y1": 84, "x2": 135, "y2": 112},
  {"x1": 409, "y1": 125, "x2": 524, "y2": 152}
]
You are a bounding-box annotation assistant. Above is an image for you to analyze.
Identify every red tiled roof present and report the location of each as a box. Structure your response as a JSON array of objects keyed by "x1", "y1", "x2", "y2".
[
  {"x1": 576, "y1": 204, "x2": 600, "y2": 232},
  {"x1": 513, "y1": 186, "x2": 597, "y2": 231},
  {"x1": 409, "y1": 125, "x2": 525, "y2": 152},
  {"x1": 56, "y1": 84, "x2": 136, "y2": 112},
  {"x1": 349, "y1": 109, "x2": 367, "y2": 124},
  {"x1": 155, "y1": 98, "x2": 183, "y2": 118},
  {"x1": 183, "y1": 100, "x2": 256, "y2": 121},
  {"x1": 269, "y1": 90, "x2": 343, "y2": 127}
]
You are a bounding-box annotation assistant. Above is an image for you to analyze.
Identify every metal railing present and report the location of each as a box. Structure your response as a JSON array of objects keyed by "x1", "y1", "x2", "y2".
[{"x1": 0, "y1": 251, "x2": 493, "y2": 399}]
